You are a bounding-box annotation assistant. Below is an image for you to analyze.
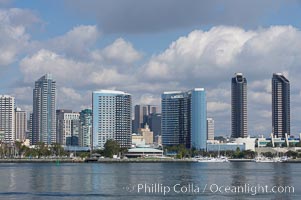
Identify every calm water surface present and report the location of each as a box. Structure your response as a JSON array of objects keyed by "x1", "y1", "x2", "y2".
[{"x1": 0, "y1": 162, "x2": 300, "y2": 199}]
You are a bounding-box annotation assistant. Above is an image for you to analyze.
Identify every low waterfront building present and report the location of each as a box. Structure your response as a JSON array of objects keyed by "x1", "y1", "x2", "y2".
[
  {"x1": 233, "y1": 137, "x2": 256, "y2": 151},
  {"x1": 125, "y1": 147, "x2": 163, "y2": 158},
  {"x1": 206, "y1": 136, "x2": 256, "y2": 152},
  {"x1": 207, "y1": 143, "x2": 245, "y2": 152},
  {"x1": 257, "y1": 134, "x2": 299, "y2": 148}
]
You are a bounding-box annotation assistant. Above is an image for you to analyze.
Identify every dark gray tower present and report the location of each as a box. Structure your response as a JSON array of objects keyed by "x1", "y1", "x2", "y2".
[
  {"x1": 272, "y1": 73, "x2": 290, "y2": 138},
  {"x1": 231, "y1": 73, "x2": 247, "y2": 138}
]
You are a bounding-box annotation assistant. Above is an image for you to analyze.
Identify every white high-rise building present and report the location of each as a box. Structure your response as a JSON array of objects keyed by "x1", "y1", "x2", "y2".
[
  {"x1": 15, "y1": 107, "x2": 27, "y2": 141},
  {"x1": 0, "y1": 95, "x2": 15, "y2": 143},
  {"x1": 92, "y1": 90, "x2": 132, "y2": 149},
  {"x1": 207, "y1": 118, "x2": 215, "y2": 141}
]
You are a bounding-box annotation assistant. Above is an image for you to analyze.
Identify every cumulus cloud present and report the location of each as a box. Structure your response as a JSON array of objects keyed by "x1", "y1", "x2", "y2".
[
  {"x1": 0, "y1": 8, "x2": 39, "y2": 66},
  {"x1": 100, "y1": 38, "x2": 142, "y2": 64},
  {"x1": 19, "y1": 49, "x2": 134, "y2": 88},
  {"x1": 47, "y1": 25, "x2": 100, "y2": 58}
]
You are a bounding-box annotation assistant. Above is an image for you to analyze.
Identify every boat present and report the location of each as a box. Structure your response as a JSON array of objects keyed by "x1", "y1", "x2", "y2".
[
  {"x1": 254, "y1": 156, "x2": 282, "y2": 163},
  {"x1": 196, "y1": 156, "x2": 229, "y2": 163}
]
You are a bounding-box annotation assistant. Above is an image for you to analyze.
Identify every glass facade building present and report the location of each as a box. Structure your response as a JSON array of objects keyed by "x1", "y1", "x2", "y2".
[
  {"x1": 272, "y1": 73, "x2": 290, "y2": 138},
  {"x1": 161, "y1": 88, "x2": 207, "y2": 150},
  {"x1": 32, "y1": 74, "x2": 56, "y2": 145},
  {"x1": 92, "y1": 90, "x2": 132, "y2": 149},
  {"x1": 231, "y1": 73, "x2": 247, "y2": 138},
  {"x1": 79, "y1": 109, "x2": 92, "y2": 147}
]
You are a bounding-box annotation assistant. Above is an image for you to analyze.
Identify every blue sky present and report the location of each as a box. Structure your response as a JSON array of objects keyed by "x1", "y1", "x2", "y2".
[{"x1": 1, "y1": 0, "x2": 301, "y2": 137}]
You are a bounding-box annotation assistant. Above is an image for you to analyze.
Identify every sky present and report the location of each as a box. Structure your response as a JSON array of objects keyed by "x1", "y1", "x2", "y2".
[{"x1": 1, "y1": 0, "x2": 301, "y2": 137}]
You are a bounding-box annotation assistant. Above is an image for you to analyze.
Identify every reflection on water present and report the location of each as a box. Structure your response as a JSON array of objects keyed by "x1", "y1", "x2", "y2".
[
  {"x1": 0, "y1": 162, "x2": 300, "y2": 200},
  {"x1": 231, "y1": 162, "x2": 247, "y2": 186}
]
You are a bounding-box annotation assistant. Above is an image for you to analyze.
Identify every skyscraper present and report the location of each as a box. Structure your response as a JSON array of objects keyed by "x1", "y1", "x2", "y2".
[
  {"x1": 15, "y1": 107, "x2": 27, "y2": 141},
  {"x1": 231, "y1": 73, "x2": 247, "y2": 138},
  {"x1": 272, "y1": 73, "x2": 290, "y2": 138},
  {"x1": 133, "y1": 105, "x2": 148, "y2": 134},
  {"x1": 161, "y1": 88, "x2": 207, "y2": 150},
  {"x1": 79, "y1": 109, "x2": 92, "y2": 147},
  {"x1": 147, "y1": 113, "x2": 161, "y2": 138},
  {"x1": 133, "y1": 104, "x2": 159, "y2": 134},
  {"x1": 207, "y1": 118, "x2": 215, "y2": 141},
  {"x1": 0, "y1": 95, "x2": 15, "y2": 143},
  {"x1": 92, "y1": 90, "x2": 132, "y2": 149},
  {"x1": 32, "y1": 74, "x2": 56, "y2": 145}
]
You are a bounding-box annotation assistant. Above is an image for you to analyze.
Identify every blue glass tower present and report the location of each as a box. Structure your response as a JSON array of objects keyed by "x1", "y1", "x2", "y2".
[
  {"x1": 190, "y1": 89, "x2": 207, "y2": 150},
  {"x1": 161, "y1": 88, "x2": 207, "y2": 150}
]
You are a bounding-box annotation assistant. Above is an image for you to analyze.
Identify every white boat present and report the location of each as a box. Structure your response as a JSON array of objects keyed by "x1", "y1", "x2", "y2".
[
  {"x1": 197, "y1": 156, "x2": 229, "y2": 163},
  {"x1": 255, "y1": 156, "x2": 282, "y2": 163}
]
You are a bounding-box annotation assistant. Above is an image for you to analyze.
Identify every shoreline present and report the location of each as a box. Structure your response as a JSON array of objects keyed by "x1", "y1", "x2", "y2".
[{"x1": 1, "y1": 158, "x2": 301, "y2": 163}]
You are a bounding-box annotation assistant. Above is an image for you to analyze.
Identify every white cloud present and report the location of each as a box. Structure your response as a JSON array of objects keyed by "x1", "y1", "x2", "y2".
[
  {"x1": 19, "y1": 49, "x2": 133, "y2": 88},
  {"x1": 207, "y1": 101, "x2": 230, "y2": 112},
  {"x1": 141, "y1": 26, "x2": 256, "y2": 81},
  {"x1": 249, "y1": 91, "x2": 271, "y2": 105},
  {"x1": 138, "y1": 94, "x2": 160, "y2": 106},
  {"x1": 0, "y1": 8, "x2": 38, "y2": 65},
  {"x1": 47, "y1": 25, "x2": 100, "y2": 58},
  {"x1": 100, "y1": 38, "x2": 142, "y2": 64}
]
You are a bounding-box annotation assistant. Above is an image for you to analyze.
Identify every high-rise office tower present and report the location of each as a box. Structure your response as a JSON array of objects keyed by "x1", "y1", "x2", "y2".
[
  {"x1": 133, "y1": 105, "x2": 159, "y2": 134},
  {"x1": 161, "y1": 88, "x2": 207, "y2": 150},
  {"x1": 147, "y1": 113, "x2": 161, "y2": 138},
  {"x1": 15, "y1": 107, "x2": 27, "y2": 141},
  {"x1": 79, "y1": 109, "x2": 92, "y2": 147},
  {"x1": 133, "y1": 105, "x2": 148, "y2": 134},
  {"x1": 32, "y1": 74, "x2": 56, "y2": 145},
  {"x1": 56, "y1": 109, "x2": 80, "y2": 146},
  {"x1": 272, "y1": 73, "x2": 290, "y2": 138},
  {"x1": 92, "y1": 90, "x2": 132, "y2": 149},
  {"x1": 231, "y1": 73, "x2": 247, "y2": 138},
  {"x1": 147, "y1": 105, "x2": 158, "y2": 115},
  {"x1": 0, "y1": 95, "x2": 15, "y2": 143},
  {"x1": 207, "y1": 118, "x2": 215, "y2": 141}
]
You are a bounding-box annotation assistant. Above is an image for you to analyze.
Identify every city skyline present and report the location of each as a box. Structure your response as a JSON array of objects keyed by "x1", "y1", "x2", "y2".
[
  {"x1": 1, "y1": 1, "x2": 301, "y2": 137},
  {"x1": 0, "y1": 72, "x2": 299, "y2": 139}
]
